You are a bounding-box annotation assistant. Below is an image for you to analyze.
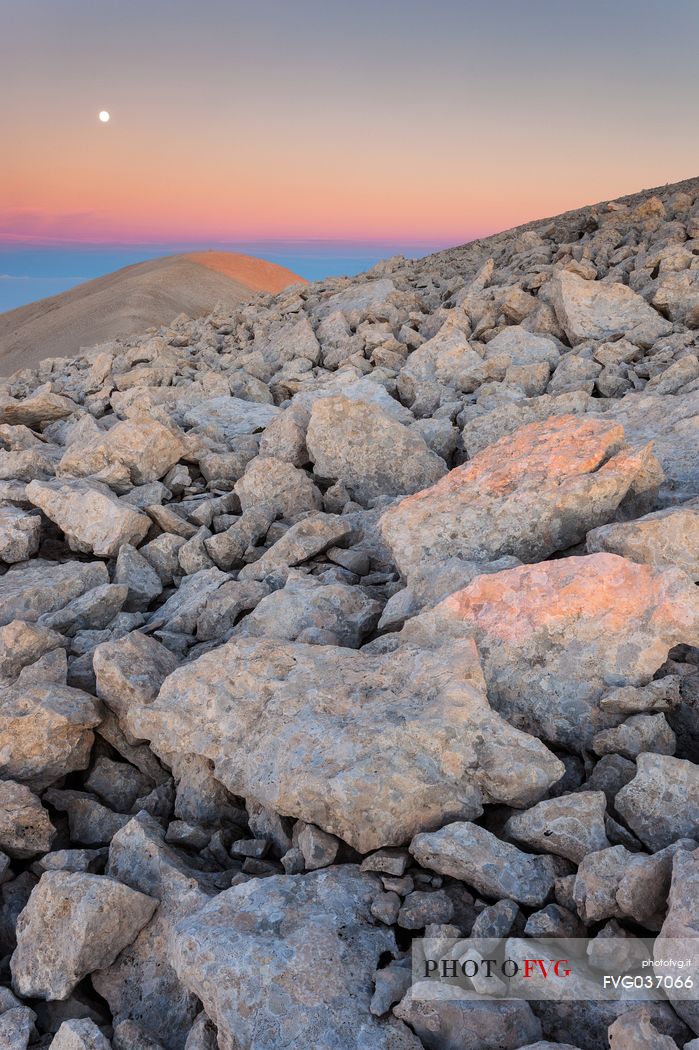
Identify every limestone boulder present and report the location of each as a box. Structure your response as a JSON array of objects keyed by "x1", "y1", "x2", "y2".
[
  {"x1": 234, "y1": 455, "x2": 322, "y2": 522},
  {"x1": 49, "y1": 1019, "x2": 111, "y2": 1050},
  {"x1": 393, "y1": 985, "x2": 542, "y2": 1050},
  {"x1": 0, "y1": 559, "x2": 108, "y2": 626},
  {"x1": 26, "y1": 479, "x2": 151, "y2": 557},
  {"x1": 127, "y1": 633, "x2": 563, "y2": 853},
  {"x1": 407, "y1": 553, "x2": 699, "y2": 748},
  {"x1": 306, "y1": 396, "x2": 446, "y2": 505},
  {"x1": 654, "y1": 848, "x2": 699, "y2": 1035},
  {"x1": 615, "y1": 753, "x2": 699, "y2": 851},
  {"x1": 11, "y1": 871, "x2": 157, "y2": 1000},
  {"x1": 380, "y1": 415, "x2": 660, "y2": 583},
  {"x1": 182, "y1": 397, "x2": 279, "y2": 443},
  {"x1": 93, "y1": 633, "x2": 178, "y2": 735},
  {"x1": 169, "y1": 866, "x2": 423, "y2": 1050},
  {"x1": 587, "y1": 500, "x2": 699, "y2": 579},
  {"x1": 596, "y1": 388, "x2": 699, "y2": 505},
  {"x1": 550, "y1": 270, "x2": 672, "y2": 347},
  {"x1": 58, "y1": 418, "x2": 185, "y2": 485},
  {"x1": 0, "y1": 780, "x2": 55, "y2": 858},
  {"x1": 233, "y1": 574, "x2": 381, "y2": 647},
  {"x1": 504, "y1": 791, "x2": 609, "y2": 863},
  {"x1": 0, "y1": 678, "x2": 101, "y2": 789},
  {"x1": 0, "y1": 390, "x2": 77, "y2": 427},
  {"x1": 410, "y1": 822, "x2": 558, "y2": 906},
  {"x1": 0, "y1": 505, "x2": 41, "y2": 563},
  {"x1": 92, "y1": 815, "x2": 214, "y2": 1050}
]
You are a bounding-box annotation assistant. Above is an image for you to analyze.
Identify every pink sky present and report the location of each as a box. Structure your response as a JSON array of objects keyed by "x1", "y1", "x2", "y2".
[{"x1": 3, "y1": 0, "x2": 698, "y2": 246}]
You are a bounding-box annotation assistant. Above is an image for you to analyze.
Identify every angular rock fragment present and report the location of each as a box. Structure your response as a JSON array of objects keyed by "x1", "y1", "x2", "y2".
[
  {"x1": 504, "y1": 792, "x2": 609, "y2": 864},
  {"x1": 0, "y1": 390, "x2": 77, "y2": 427},
  {"x1": 237, "y1": 512, "x2": 350, "y2": 580},
  {"x1": 0, "y1": 504, "x2": 41, "y2": 563},
  {"x1": 170, "y1": 867, "x2": 422, "y2": 1050},
  {"x1": 234, "y1": 455, "x2": 321, "y2": 522},
  {"x1": 49, "y1": 1018, "x2": 111, "y2": 1050},
  {"x1": 26, "y1": 479, "x2": 151, "y2": 557},
  {"x1": 11, "y1": 871, "x2": 157, "y2": 1000},
  {"x1": 550, "y1": 270, "x2": 672, "y2": 346},
  {"x1": 128, "y1": 633, "x2": 563, "y2": 852},
  {"x1": 0, "y1": 780, "x2": 55, "y2": 858},
  {"x1": 587, "y1": 500, "x2": 699, "y2": 580},
  {"x1": 182, "y1": 396, "x2": 279, "y2": 441},
  {"x1": 393, "y1": 984, "x2": 542, "y2": 1050},
  {"x1": 615, "y1": 752, "x2": 699, "y2": 851},
  {"x1": 0, "y1": 619, "x2": 65, "y2": 679},
  {"x1": 58, "y1": 418, "x2": 185, "y2": 485},
  {"x1": 408, "y1": 553, "x2": 699, "y2": 747},
  {"x1": 0, "y1": 559, "x2": 108, "y2": 626},
  {"x1": 234, "y1": 573, "x2": 381, "y2": 646},
  {"x1": 410, "y1": 822, "x2": 558, "y2": 906},
  {"x1": 0, "y1": 678, "x2": 101, "y2": 789},
  {"x1": 306, "y1": 396, "x2": 446, "y2": 504},
  {"x1": 92, "y1": 815, "x2": 214, "y2": 1050},
  {"x1": 93, "y1": 632, "x2": 178, "y2": 734},
  {"x1": 380, "y1": 415, "x2": 659, "y2": 582},
  {"x1": 654, "y1": 848, "x2": 699, "y2": 1035}
]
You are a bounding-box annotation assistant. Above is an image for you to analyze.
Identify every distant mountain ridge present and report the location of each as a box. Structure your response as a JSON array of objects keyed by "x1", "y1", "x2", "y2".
[{"x1": 0, "y1": 251, "x2": 304, "y2": 375}]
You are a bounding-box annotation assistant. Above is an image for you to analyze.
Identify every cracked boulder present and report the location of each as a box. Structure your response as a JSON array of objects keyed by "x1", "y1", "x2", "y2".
[
  {"x1": 380, "y1": 415, "x2": 660, "y2": 583},
  {"x1": 407, "y1": 553, "x2": 699, "y2": 748},
  {"x1": 169, "y1": 866, "x2": 423, "y2": 1050},
  {"x1": 127, "y1": 633, "x2": 563, "y2": 853}
]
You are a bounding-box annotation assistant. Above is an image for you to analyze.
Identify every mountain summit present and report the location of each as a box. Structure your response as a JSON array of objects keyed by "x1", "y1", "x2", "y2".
[{"x1": 0, "y1": 250, "x2": 304, "y2": 375}]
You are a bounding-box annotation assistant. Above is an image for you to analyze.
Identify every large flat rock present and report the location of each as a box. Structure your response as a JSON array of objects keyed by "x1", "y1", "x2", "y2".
[
  {"x1": 379, "y1": 414, "x2": 659, "y2": 582},
  {"x1": 405, "y1": 553, "x2": 699, "y2": 748},
  {"x1": 127, "y1": 633, "x2": 563, "y2": 852}
]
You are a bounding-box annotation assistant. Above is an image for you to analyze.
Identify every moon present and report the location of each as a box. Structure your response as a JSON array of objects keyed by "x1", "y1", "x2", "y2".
[{"x1": 98, "y1": 110, "x2": 110, "y2": 123}]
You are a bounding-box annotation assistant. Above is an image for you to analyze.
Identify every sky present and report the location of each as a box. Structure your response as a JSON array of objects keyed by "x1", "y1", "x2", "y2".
[{"x1": 1, "y1": 0, "x2": 698, "y2": 297}]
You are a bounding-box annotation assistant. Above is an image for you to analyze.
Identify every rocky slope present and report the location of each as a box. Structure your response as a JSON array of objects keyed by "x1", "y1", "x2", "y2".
[
  {"x1": 1, "y1": 177, "x2": 699, "y2": 1049},
  {"x1": 0, "y1": 252, "x2": 304, "y2": 376}
]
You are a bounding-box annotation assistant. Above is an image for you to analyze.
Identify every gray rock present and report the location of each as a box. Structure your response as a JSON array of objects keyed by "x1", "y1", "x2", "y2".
[
  {"x1": 49, "y1": 1019, "x2": 112, "y2": 1050},
  {"x1": 11, "y1": 870, "x2": 157, "y2": 1000},
  {"x1": 0, "y1": 678, "x2": 101, "y2": 789},
  {"x1": 307, "y1": 396, "x2": 446, "y2": 505},
  {"x1": 127, "y1": 632, "x2": 562, "y2": 853},
  {"x1": 615, "y1": 753, "x2": 699, "y2": 851},
  {"x1": 114, "y1": 545, "x2": 163, "y2": 610},
  {"x1": 93, "y1": 631, "x2": 178, "y2": 736},
  {"x1": 393, "y1": 983, "x2": 542, "y2": 1050},
  {"x1": 380, "y1": 415, "x2": 659, "y2": 584},
  {"x1": 0, "y1": 504, "x2": 41, "y2": 563},
  {"x1": 654, "y1": 848, "x2": 699, "y2": 1035},
  {"x1": 0, "y1": 780, "x2": 55, "y2": 858},
  {"x1": 587, "y1": 501, "x2": 699, "y2": 580},
  {"x1": 592, "y1": 713, "x2": 676, "y2": 759},
  {"x1": 410, "y1": 822, "x2": 558, "y2": 906},
  {"x1": 504, "y1": 791, "x2": 610, "y2": 863},
  {"x1": 26, "y1": 479, "x2": 151, "y2": 557},
  {"x1": 234, "y1": 455, "x2": 321, "y2": 522},
  {"x1": 92, "y1": 815, "x2": 215, "y2": 1050},
  {"x1": 182, "y1": 396, "x2": 279, "y2": 442},
  {"x1": 550, "y1": 270, "x2": 672, "y2": 346},
  {"x1": 233, "y1": 573, "x2": 380, "y2": 646},
  {"x1": 169, "y1": 866, "x2": 422, "y2": 1050},
  {"x1": 0, "y1": 559, "x2": 108, "y2": 626}
]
